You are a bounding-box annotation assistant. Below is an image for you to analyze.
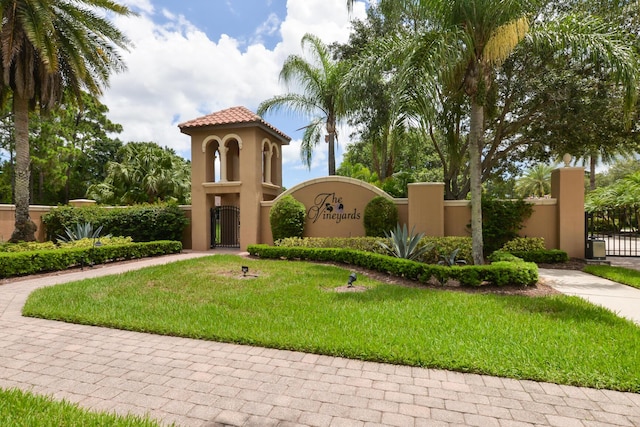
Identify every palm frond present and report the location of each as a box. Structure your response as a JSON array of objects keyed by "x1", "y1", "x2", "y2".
[{"x1": 526, "y1": 13, "x2": 638, "y2": 119}]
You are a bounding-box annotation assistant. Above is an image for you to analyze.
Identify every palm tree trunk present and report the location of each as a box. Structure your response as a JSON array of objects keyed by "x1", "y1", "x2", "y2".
[
  {"x1": 469, "y1": 101, "x2": 484, "y2": 265},
  {"x1": 328, "y1": 132, "x2": 336, "y2": 175},
  {"x1": 10, "y1": 93, "x2": 37, "y2": 242}
]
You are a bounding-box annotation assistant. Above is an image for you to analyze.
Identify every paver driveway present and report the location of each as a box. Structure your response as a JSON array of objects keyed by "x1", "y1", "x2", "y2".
[{"x1": 1, "y1": 253, "x2": 639, "y2": 426}]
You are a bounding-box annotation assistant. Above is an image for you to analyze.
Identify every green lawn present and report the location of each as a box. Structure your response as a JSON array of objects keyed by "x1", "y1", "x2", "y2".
[
  {"x1": 23, "y1": 255, "x2": 640, "y2": 392},
  {"x1": 0, "y1": 388, "x2": 164, "y2": 427},
  {"x1": 584, "y1": 264, "x2": 640, "y2": 290}
]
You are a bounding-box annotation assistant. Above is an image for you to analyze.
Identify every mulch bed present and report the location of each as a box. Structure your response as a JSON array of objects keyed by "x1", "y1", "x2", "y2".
[{"x1": 311, "y1": 260, "x2": 565, "y2": 297}]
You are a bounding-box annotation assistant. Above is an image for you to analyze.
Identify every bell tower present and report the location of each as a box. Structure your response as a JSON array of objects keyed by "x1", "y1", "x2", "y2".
[{"x1": 179, "y1": 106, "x2": 291, "y2": 251}]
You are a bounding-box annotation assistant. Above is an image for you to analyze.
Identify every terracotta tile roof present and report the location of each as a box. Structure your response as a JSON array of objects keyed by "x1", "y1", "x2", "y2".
[{"x1": 178, "y1": 106, "x2": 291, "y2": 141}]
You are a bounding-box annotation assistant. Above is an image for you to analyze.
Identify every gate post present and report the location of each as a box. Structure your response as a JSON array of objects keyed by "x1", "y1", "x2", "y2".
[{"x1": 551, "y1": 167, "x2": 585, "y2": 258}]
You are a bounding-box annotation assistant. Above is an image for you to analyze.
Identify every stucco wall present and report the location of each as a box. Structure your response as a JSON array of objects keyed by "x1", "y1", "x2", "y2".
[
  {"x1": 0, "y1": 205, "x2": 50, "y2": 243},
  {"x1": 278, "y1": 177, "x2": 391, "y2": 238},
  {"x1": 258, "y1": 178, "x2": 569, "y2": 253},
  {"x1": 443, "y1": 201, "x2": 471, "y2": 237},
  {"x1": 0, "y1": 168, "x2": 584, "y2": 257},
  {"x1": 521, "y1": 200, "x2": 558, "y2": 249}
]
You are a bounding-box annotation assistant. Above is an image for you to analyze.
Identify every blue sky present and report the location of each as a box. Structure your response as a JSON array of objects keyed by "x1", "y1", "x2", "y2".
[
  {"x1": 100, "y1": 0, "x2": 369, "y2": 189},
  {"x1": 152, "y1": 1, "x2": 286, "y2": 50}
]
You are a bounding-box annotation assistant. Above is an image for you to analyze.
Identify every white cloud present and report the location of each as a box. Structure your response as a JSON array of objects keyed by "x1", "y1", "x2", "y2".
[
  {"x1": 254, "y1": 13, "x2": 281, "y2": 42},
  {"x1": 101, "y1": 0, "x2": 367, "y2": 186},
  {"x1": 121, "y1": 0, "x2": 154, "y2": 14},
  {"x1": 282, "y1": 138, "x2": 327, "y2": 170}
]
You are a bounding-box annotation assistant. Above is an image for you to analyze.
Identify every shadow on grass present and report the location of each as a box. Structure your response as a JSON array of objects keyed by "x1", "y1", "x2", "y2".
[
  {"x1": 486, "y1": 293, "x2": 637, "y2": 327},
  {"x1": 331, "y1": 280, "x2": 636, "y2": 328}
]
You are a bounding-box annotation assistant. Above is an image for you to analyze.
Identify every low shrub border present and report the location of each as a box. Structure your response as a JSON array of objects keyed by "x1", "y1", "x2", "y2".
[
  {"x1": 275, "y1": 236, "x2": 473, "y2": 265},
  {"x1": 0, "y1": 241, "x2": 182, "y2": 279},
  {"x1": 248, "y1": 244, "x2": 538, "y2": 287},
  {"x1": 491, "y1": 249, "x2": 569, "y2": 264}
]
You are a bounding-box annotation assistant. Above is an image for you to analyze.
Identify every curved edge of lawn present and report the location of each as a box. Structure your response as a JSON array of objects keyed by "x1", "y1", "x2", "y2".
[
  {"x1": 583, "y1": 265, "x2": 640, "y2": 290},
  {"x1": 22, "y1": 255, "x2": 640, "y2": 393},
  {"x1": 0, "y1": 388, "x2": 166, "y2": 426}
]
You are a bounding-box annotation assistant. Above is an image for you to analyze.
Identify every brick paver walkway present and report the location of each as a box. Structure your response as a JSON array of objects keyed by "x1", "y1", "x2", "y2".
[{"x1": 1, "y1": 253, "x2": 639, "y2": 426}]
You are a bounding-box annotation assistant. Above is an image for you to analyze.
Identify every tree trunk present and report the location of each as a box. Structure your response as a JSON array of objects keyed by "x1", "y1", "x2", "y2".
[
  {"x1": 327, "y1": 122, "x2": 336, "y2": 175},
  {"x1": 10, "y1": 94, "x2": 37, "y2": 242},
  {"x1": 39, "y1": 169, "x2": 44, "y2": 203},
  {"x1": 328, "y1": 132, "x2": 336, "y2": 176},
  {"x1": 590, "y1": 155, "x2": 596, "y2": 190},
  {"x1": 469, "y1": 101, "x2": 484, "y2": 265}
]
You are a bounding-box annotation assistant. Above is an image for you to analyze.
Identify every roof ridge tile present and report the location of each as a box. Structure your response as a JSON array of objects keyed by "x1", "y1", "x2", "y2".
[{"x1": 178, "y1": 106, "x2": 290, "y2": 141}]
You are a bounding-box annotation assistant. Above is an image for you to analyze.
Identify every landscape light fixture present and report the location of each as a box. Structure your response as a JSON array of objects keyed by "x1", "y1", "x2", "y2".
[
  {"x1": 242, "y1": 266, "x2": 249, "y2": 276},
  {"x1": 347, "y1": 272, "x2": 357, "y2": 287}
]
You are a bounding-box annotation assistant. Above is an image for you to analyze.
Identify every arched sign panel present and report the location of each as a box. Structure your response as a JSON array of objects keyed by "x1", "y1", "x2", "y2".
[{"x1": 280, "y1": 177, "x2": 390, "y2": 238}]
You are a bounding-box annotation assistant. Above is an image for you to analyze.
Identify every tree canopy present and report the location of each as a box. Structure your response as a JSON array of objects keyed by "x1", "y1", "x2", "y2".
[
  {"x1": 86, "y1": 142, "x2": 191, "y2": 205},
  {"x1": 0, "y1": 0, "x2": 133, "y2": 241},
  {"x1": 342, "y1": 0, "x2": 639, "y2": 263}
]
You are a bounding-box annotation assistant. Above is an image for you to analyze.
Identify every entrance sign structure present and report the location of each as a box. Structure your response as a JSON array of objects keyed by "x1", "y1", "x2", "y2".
[
  {"x1": 179, "y1": 106, "x2": 585, "y2": 258},
  {"x1": 180, "y1": 106, "x2": 290, "y2": 251}
]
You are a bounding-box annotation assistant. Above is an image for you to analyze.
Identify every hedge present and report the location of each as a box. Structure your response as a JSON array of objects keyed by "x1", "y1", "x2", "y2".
[
  {"x1": 247, "y1": 244, "x2": 538, "y2": 287},
  {"x1": 0, "y1": 241, "x2": 182, "y2": 279},
  {"x1": 275, "y1": 236, "x2": 473, "y2": 265},
  {"x1": 42, "y1": 204, "x2": 188, "y2": 242},
  {"x1": 491, "y1": 249, "x2": 569, "y2": 264}
]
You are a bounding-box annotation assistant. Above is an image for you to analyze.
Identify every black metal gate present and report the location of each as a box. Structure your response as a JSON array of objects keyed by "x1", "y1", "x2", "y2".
[
  {"x1": 211, "y1": 206, "x2": 240, "y2": 249},
  {"x1": 586, "y1": 209, "x2": 640, "y2": 256}
]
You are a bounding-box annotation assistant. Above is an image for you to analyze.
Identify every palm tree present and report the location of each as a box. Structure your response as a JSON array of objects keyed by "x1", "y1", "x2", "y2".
[
  {"x1": 574, "y1": 146, "x2": 634, "y2": 191},
  {"x1": 258, "y1": 33, "x2": 350, "y2": 175},
  {"x1": 348, "y1": 0, "x2": 638, "y2": 264},
  {"x1": 515, "y1": 164, "x2": 554, "y2": 198},
  {"x1": 0, "y1": 0, "x2": 133, "y2": 242},
  {"x1": 86, "y1": 142, "x2": 191, "y2": 205}
]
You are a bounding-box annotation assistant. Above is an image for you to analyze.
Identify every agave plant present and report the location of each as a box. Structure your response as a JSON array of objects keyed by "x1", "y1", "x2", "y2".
[
  {"x1": 437, "y1": 248, "x2": 467, "y2": 266},
  {"x1": 378, "y1": 224, "x2": 433, "y2": 261},
  {"x1": 57, "y1": 222, "x2": 108, "y2": 243}
]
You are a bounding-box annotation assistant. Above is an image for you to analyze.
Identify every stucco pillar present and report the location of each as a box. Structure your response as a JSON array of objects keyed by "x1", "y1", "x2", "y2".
[
  {"x1": 218, "y1": 145, "x2": 228, "y2": 182},
  {"x1": 408, "y1": 183, "x2": 444, "y2": 237},
  {"x1": 264, "y1": 151, "x2": 273, "y2": 184},
  {"x1": 551, "y1": 167, "x2": 585, "y2": 258}
]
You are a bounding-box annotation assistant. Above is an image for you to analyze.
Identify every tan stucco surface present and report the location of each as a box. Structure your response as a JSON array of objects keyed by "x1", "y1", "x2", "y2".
[{"x1": 279, "y1": 177, "x2": 390, "y2": 238}]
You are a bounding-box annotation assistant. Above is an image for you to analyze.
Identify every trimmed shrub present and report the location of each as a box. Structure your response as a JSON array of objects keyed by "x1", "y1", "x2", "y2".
[
  {"x1": 488, "y1": 250, "x2": 524, "y2": 263},
  {"x1": 274, "y1": 236, "x2": 473, "y2": 264},
  {"x1": 490, "y1": 248, "x2": 569, "y2": 264},
  {"x1": 58, "y1": 236, "x2": 133, "y2": 248},
  {"x1": 275, "y1": 236, "x2": 387, "y2": 253},
  {"x1": 42, "y1": 204, "x2": 188, "y2": 242},
  {"x1": 481, "y1": 197, "x2": 533, "y2": 254},
  {"x1": 0, "y1": 241, "x2": 182, "y2": 279},
  {"x1": 248, "y1": 244, "x2": 538, "y2": 287},
  {"x1": 363, "y1": 196, "x2": 398, "y2": 237},
  {"x1": 270, "y1": 195, "x2": 306, "y2": 241},
  {"x1": 0, "y1": 241, "x2": 57, "y2": 252},
  {"x1": 422, "y1": 237, "x2": 472, "y2": 265},
  {"x1": 501, "y1": 237, "x2": 545, "y2": 252},
  {"x1": 507, "y1": 249, "x2": 569, "y2": 264}
]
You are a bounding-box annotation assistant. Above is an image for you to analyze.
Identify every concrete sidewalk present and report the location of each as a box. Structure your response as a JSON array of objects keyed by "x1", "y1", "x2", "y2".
[
  {"x1": 0, "y1": 253, "x2": 639, "y2": 427},
  {"x1": 539, "y1": 268, "x2": 640, "y2": 326}
]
